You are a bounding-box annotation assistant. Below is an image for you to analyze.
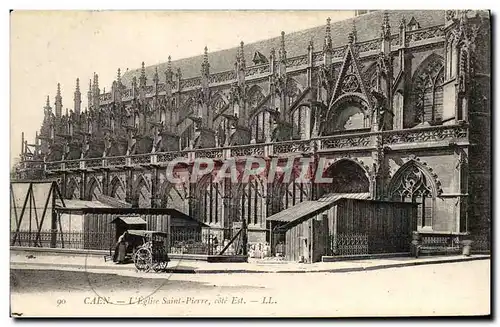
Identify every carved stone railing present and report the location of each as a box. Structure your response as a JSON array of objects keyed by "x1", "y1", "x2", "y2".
[
  {"x1": 273, "y1": 139, "x2": 313, "y2": 155},
  {"x1": 209, "y1": 70, "x2": 235, "y2": 85},
  {"x1": 106, "y1": 156, "x2": 127, "y2": 167},
  {"x1": 157, "y1": 150, "x2": 188, "y2": 163},
  {"x1": 382, "y1": 124, "x2": 467, "y2": 145},
  {"x1": 286, "y1": 54, "x2": 309, "y2": 68},
  {"x1": 180, "y1": 77, "x2": 202, "y2": 89},
  {"x1": 42, "y1": 125, "x2": 468, "y2": 172},
  {"x1": 83, "y1": 157, "x2": 104, "y2": 168},
  {"x1": 65, "y1": 160, "x2": 80, "y2": 170},
  {"x1": 355, "y1": 38, "x2": 381, "y2": 53},
  {"x1": 230, "y1": 143, "x2": 265, "y2": 157},
  {"x1": 319, "y1": 132, "x2": 372, "y2": 150},
  {"x1": 405, "y1": 25, "x2": 444, "y2": 45},
  {"x1": 331, "y1": 45, "x2": 346, "y2": 59},
  {"x1": 129, "y1": 153, "x2": 151, "y2": 165},
  {"x1": 193, "y1": 147, "x2": 224, "y2": 159},
  {"x1": 45, "y1": 161, "x2": 62, "y2": 171},
  {"x1": 245, "y1": 64, "x2": 270, "y2": 77},
  {"x1": 312, "y1": 51, "x2": 323, "y2": 65}
]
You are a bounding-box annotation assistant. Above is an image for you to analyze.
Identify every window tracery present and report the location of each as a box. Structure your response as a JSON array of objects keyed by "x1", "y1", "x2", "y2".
[
  {"x1": 412, "y1": 57, "x2": 444, "y2": 125},
  {"x1": 389, "y1": 162, "x2": 435, "y2": 228},
  {"x1": 201, "y1": 176, "x2": 223, "y2": 225},
  {"x1": 247, "y1": 86, "x2": 265, "y2": 109},
  {"x1": 341, "y1": 74, "x2": 361, "y2": 93},
  {"x1": 239, "y1": 179, "x2": 264, "y2": 226}
]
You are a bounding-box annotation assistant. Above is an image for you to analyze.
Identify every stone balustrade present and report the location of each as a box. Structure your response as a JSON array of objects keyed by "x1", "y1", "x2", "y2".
[{"x1": 43, "y1": 124, "x2": 468, "y2": 172}]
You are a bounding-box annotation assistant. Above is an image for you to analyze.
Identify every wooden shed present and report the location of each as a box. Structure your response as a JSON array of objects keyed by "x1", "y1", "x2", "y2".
[
  {"x1": 54, "y1": 200, "x2": 207, "y2": 250},
  {"x1": 266, "y1": 193, "x2": 417, "y2": 263}
]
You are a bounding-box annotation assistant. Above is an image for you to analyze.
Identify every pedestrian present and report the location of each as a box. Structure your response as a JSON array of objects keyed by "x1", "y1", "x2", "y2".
[{"x1": 113, "y1": 231, "x2": 129, "y2": 264}]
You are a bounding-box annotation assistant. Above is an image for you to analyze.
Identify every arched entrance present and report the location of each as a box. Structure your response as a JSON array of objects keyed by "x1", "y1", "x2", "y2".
[{"x1": 319, "y1": 159, "x2": 370, "y2": 196}]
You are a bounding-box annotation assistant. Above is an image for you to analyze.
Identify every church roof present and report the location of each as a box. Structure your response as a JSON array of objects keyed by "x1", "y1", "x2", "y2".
[{"x1": 121, "y1": 10, "x2": 446, "y2": 85}]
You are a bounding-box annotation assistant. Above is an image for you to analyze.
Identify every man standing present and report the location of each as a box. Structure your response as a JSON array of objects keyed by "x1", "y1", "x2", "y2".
[{"x1": 113, "y1": 231, "x2": 129, "y2": 264}]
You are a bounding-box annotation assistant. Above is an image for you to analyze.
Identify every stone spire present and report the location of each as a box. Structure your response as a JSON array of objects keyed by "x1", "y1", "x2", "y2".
[
  {"x1": 55, "y1": 83, "x2": 62, "y2": 118},
  {"x1": 323, "y1": 17, "x2": 333, "y2": 52},
  {"x1": 399, "y1": 17, "x2": 407, "y2": 47},
  {"x1": 239, "y1": 41, "x2": 246, "y2": 70},
  {"x1": 381, "y1": 11, "x2": 392, "y2": 54},
  {"x1": 279, "y1": 31, "x2": 287, "y2": 62},
  {"x1": 93, "y1": 73, "x2": 99, "y2": 92},
  {"x1": 165, "y1": 55, "x2": 173, "y2": 81},
  {"x1": 132, "y1": 76, "x2": 137, "y2": 98},
  {"x1": 201, "y1": 46, "x2": 210, "y2": 76},
  {"x1": 74, "y1": 78, "x2": 81, "y2": 114},
  {"x1": 44, "y1": 95, "x2": 51, "y2": 118},
  {"x1": 381, "y1": 11, "x2": 391, "y2": 40},
  {"x1": 153, "y1": 66, "x2": 159, "y2": 84},
  {"x1": 117, "y1": 68, "x2": 122, "y2": 86},
  {"x1": 139, "y1": 62, "x2": 147, "y2": 87},
  {"x1": 93, "y1": 73, "x2": 100, "y2": 108},
  {"x1": 87, "y1": 79, "x2": 92, "y2": 110}
]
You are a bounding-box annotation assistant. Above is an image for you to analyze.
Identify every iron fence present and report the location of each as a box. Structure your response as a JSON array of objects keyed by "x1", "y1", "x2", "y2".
[
  {"x1": 11, "y1": 228, "x2": 241, "y2": 255},
  {"x1": 11, "y1": 230, "x2": 115, "y2": 250}
]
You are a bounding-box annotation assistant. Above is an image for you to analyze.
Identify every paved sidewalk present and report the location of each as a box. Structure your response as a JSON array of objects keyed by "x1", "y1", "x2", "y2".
[{"x1": 10, "y1": 251, "x2": 490, "y2": 274}]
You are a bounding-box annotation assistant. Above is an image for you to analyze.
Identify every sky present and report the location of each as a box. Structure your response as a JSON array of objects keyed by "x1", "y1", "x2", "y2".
[{"x1": 10, "y1": 10, "x2": 356, "y2": 167}]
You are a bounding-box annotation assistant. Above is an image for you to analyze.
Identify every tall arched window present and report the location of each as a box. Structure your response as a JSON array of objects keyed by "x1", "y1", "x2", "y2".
[
  {"x1": 286, "y1": 78, "x2": 300, "y2": 108},
  {"x1": 389, "y1": 162, "x2": 436, "y2": 229},
  {"x1": 215, "y1": 119, "x2": 227, "y2": 147},
  {"x1": 411, "y1": 55, "x2": 444, "y2": 126},
  {"x1": 251, "y1": 111, "x2": 266, "y2": 143},
  {"x1": 180, "y1": 123, "x2": 194, "y2": 150},
  {"x1": 199, "y1": 176, "x2": 223, "y2": 225},
  {"x1": 291, "y1": 105, "x2": 310, "y2": 139},
  {"x1": 239, "y1": 179, "x2": 264, "y2": 226},
  {"x1": 247, "y1": 85, "x2": 266, "y2": 111}
]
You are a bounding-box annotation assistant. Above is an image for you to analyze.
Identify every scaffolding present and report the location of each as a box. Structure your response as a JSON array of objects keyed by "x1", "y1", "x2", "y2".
[{"x1": 10, "y1": 180, "x2": 66, "y2": 247}]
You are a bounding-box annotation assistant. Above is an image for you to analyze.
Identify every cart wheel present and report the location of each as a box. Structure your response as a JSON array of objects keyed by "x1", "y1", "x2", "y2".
[{"x1": 134, "y1": 247, "x2": 152, "y2": 272}]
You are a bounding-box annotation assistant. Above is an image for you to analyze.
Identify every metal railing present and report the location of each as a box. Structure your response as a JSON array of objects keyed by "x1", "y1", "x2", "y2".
[{"x1": 11, "y1": 228, "x2": 239, "y2": 255}]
